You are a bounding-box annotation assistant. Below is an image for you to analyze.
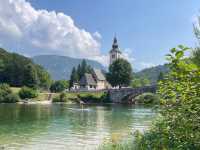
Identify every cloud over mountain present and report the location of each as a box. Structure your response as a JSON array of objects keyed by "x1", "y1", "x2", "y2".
[{"x1": 0, "y1": 0, "x2": 101, "y2": 58}]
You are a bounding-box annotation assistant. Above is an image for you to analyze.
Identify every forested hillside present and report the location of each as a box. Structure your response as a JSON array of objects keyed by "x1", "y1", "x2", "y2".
[
  {"x1": 135, "y1": 64, "x2": 169, "y2": 84},
  {"x1": 0, "y1": 48, "x2": 51, "y2": 89}
]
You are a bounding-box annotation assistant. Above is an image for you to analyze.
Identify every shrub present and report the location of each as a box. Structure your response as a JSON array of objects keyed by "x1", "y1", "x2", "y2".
[
  {"x1": 135, "y1": 93, "x2": 159, "y2": 104},
  {"x1": 4, "y1": 94, "x2": 19, "y2": 103},
  {"x1": 18, "y1": 87, "x2": 38, "y2": 99},
  {"x1": 0, "y1": 84, "x2": 19, "y2": 103},
  {"x1": 78, "y1": 92, "x2": 108, "y2": 103},
  {"x1": 50, "y1": 80, "x2": 69, "y2": 93},
  {"x1": 52, "y1": 92, "x2": 68, "y2": 102},
  {"x1": 134, "y1": 46, "x2": 200, "y2": 149}
]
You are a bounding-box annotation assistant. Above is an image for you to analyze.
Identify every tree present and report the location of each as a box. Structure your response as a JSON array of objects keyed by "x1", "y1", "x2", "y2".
[
  {"x1": 0, "y1": 84, "x2": 19, "y2": 103},
  {"x1": 23, "y1": 64, "x2": 39, "y2": 88},
  {"x1": 18, "y1": 86, "x2": 38, "y2": 100},
  {"x1": 50, "y1": 80, "x2": 69, "y2": 93},
  {"x1": 141, "y1": 78, "x2": 150, "y2": 86},
  {"x1": 36, "y1": 65, "x2": 52, "y2": 90},
  {"x1": 107, "y1": 58, "x2": 132, "y2": 88},
  {"x1": 69, "y1": 67, "x2": 78, "y2": 88},
  {"x1": 157, "y1": 72, "x2": 164, "y2": 82},
  {"x1": 131, "y1": 78, "x2": 142, "y2": 88},
  {"x1": 193, "y1": 16, "x2": 200, "y2": 67},
  {"x1": 77, "y1": 64, "x2": 81, "y2": 80}
]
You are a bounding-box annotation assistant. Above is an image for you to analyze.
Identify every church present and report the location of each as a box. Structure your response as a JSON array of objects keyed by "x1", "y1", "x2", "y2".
[
  {"x1": 72, "y1": 36, "x2": 122, "y2": 91},
  {"x1": 109, "y1": 36, "x2": 122, "y2": 65}
]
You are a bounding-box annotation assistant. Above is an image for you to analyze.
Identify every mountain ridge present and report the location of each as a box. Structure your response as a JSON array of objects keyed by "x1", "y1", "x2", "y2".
[{"x1": 32, "y1": 55, "x2": 106, "y2": 80}]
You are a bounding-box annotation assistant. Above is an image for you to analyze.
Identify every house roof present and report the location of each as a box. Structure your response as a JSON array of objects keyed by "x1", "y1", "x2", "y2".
[
  {"x1": 93, "y1": 69, "x2": 106, "y2": 81},
  {"x1": 80, "y1": 73, "x2": 96, "y2": 86}
]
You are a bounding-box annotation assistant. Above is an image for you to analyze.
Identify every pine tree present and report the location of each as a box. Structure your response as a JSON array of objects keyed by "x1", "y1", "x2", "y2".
[
  {"x1": 77, "y1": 64, "x2": 81, "y2": 80},
  {"x1": 69, "y1": 67, "x2": 78, "y2": 88}
]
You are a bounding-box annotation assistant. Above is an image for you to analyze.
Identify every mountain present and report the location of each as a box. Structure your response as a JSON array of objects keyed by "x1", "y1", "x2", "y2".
[
  {"x1": 32, "y1": 55, "x2": 106, "y2": 80},
  {"x1": 135, "y1": 64, "x2": 170, "y2": 84}
]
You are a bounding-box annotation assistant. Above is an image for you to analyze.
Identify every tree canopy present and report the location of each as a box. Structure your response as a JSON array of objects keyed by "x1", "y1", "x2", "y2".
[
  {"x1": 50, "y1": 80, "x2": 69, "y2": 93},
  {"x1": 69, "y1": 59, "x2": 93, "y2": 88},
  {"x1": 107, "y1": 58, "x2": 132, "y2": 87},
  {"x1": 0, "y1": 48, "x2": 52, "y2": 89}
]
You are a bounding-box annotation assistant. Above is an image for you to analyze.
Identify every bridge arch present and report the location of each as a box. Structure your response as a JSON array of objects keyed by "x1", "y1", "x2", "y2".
[{"x1": 108, "y1": 85, "x2": 157, "y2": 103}]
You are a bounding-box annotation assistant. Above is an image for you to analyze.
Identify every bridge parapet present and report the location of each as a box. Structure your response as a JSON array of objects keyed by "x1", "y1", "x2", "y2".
[{"x1": 108, "y1": 85, "x2": 157, "y2": 103}]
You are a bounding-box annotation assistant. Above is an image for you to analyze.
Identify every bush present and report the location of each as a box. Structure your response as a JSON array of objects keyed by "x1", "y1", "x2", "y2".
[
  {"x1": 52, "y1": 92, "x2": 68, "y2": 102},
  {"x1": 0, "y1": 84, "x2": 19, "y2": 103},
  {"x1": 133, "y1": 46, "x2": 200, "y2": 149},
  {"x1": 50, "y1": 80, "x2": 69, "y2": 93},
  {"x1": 78, "y1": 92, "x2": 109, "y2": 103},
  {"x1": 18, "y1": 87, "x2": 38, "y2": 99},
  {"x1": 135, "y1": 93, "x2": 159, "y2": 104},
  {"x1": 4, "y1": 94, "x2": 19, "y2": 103}
]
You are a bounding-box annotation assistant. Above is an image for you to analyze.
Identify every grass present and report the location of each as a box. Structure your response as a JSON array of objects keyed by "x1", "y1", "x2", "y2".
[
  {"x1": 98, "y1": 135, "x2": 135, "y2": 150},
  {"x1": 10, "y1": 87, "x2": 21, "y2": 94},
  {"x1": 52, "y1": 91, "x2": 107, "y2": 103},
  {"x1": 11, "y1": 87, "x2": 106, "y2": 102}
]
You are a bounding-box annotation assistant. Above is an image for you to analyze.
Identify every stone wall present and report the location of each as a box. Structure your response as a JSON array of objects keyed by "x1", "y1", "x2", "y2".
[{"x1": 108, "y1": 85, "x2": 157, "y2": 103}]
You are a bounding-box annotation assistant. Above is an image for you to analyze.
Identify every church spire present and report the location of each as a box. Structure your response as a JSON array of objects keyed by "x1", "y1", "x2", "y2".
[{"x1": 112, "y1": 36, "x2": 118, "y2": 49}]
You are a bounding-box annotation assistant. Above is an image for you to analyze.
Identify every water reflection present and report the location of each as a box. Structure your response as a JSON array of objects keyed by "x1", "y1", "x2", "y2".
[{"x1": 0, "y1": 104, "x2": 157, "y2": 150}]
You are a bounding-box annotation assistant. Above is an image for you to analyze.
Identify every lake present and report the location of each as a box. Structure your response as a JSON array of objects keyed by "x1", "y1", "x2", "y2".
[{"x1": 0, "y1": 104, "x2": 157, "y2": 150}]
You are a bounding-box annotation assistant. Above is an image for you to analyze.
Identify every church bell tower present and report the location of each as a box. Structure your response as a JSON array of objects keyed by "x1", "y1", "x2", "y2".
[{"x1": 109, "y1": 36, "x2": 122, "y2": 65}]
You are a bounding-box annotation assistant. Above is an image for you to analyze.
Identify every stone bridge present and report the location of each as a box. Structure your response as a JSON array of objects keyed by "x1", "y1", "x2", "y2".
[{"x1": 108, "y1": 85, "x2": 157, "y2": 103}]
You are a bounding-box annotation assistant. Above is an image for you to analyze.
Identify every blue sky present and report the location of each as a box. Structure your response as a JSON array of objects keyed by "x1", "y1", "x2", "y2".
[{"x1": 1, "y1": 0, "x2": 200, "y2": 70}]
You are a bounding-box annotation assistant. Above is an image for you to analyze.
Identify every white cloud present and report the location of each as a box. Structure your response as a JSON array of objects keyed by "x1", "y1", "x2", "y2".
[
  {"x1": 121, "y1": 48, "x2": 135, "y2": 65},
  {"x1": 93, "y1": 32, "x2": 102, "y2": 40},
  {"x1": 0, "y1": 0, "x2": 101, "y2": 59}
]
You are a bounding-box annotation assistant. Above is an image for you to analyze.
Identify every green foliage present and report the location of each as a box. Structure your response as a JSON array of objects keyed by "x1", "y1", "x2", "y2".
[
  {"x1": 131, "y1": 78, "x2": 142, "y2": 88},
  {"x1": 69, "y1": 59, "x2": 93, "y2": 88},
  {"x1": 157, "y1": 71, "x2": 164, "y2": 81},
  {"x1": 0, "y1": 48, "x2": 52, "y2": 88},
  {"x1": 135, "y1": 93, "x2": 159, "y2": 105},
  {"x1": 192, "y1": 47, "x2": 200, "y2": 67},
  {"x1": 23, "y1": 64, "x2": 39, "y2": 88},
  {"x1": 69, "y1": 67, "x2": 78, "y2": 88},
  {"x1": 50, "y1": 80, "x2": 69, "y2": 93},
  {"x1": 53, "y1": 92, "x2": 69, "y2": 102},
  {"x1": 99, "y1": 141, "x2": 134, "y2": 150},
  {"x1": 131, "y1": 77, "x2": 150, "y2": 88},
  {"x1": 107, "y1": 59, "x2": 132, "y2": 87},
  {"x1": 134, "y1": 45, "x2": 200, "y2": 149},
  {"x1": 37, "y1": 65, "x2": 52, "y2": 90},
  {"x1": 0, "y1": 84, "x2": 19, "y2": 103},
  {"x1": 134, "y1": 64, "x2": 169, "y2": 85},
  {"x1": 78, "y1": 92, "x2": 109, "y2": 103},
  {"x1": 19, "y1": 87, "x2": 38, "y2": 100}
]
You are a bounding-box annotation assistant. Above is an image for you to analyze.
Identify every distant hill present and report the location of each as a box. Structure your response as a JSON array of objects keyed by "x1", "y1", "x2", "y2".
[
  {"x1": 32, "y1": 55, "x2": 106, "y2": 80},
  {"x1": 135, "y1": 64, "x2": 170, "y2": 84}
]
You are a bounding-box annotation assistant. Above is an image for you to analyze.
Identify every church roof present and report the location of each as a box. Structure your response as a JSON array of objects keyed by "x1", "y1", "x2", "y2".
[
  {"x1": 93, "y1": 69, "x2": 106, "y2": 81},
  {"x1": 80, "y1": 73, "x2": 96, "y2": 86}
]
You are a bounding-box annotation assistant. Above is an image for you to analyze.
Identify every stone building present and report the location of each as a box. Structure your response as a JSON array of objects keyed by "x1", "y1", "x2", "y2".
[{"x1": 79, "y1": 69, "x2": 109, "y2": 91}]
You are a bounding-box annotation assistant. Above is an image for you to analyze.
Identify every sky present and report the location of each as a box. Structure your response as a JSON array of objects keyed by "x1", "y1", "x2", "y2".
[{"x1": 0, "y1": 0, "x2": 200, "y2": 70}]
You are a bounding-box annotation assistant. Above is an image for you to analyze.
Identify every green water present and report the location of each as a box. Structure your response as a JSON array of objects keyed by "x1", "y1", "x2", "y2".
[{"x1": 0, "y1": 104, "x2": 157, "y2": 150}]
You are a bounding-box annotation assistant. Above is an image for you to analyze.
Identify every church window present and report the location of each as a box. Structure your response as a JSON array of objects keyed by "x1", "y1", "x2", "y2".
[{"x1": 112, "y1": 54, "x2": 115, "y2": 58}]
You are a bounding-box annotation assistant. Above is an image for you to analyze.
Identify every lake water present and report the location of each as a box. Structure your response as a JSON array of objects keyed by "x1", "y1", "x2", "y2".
[{"x1": 0, "y1": 104, "x2": 157, "y2": 150}]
